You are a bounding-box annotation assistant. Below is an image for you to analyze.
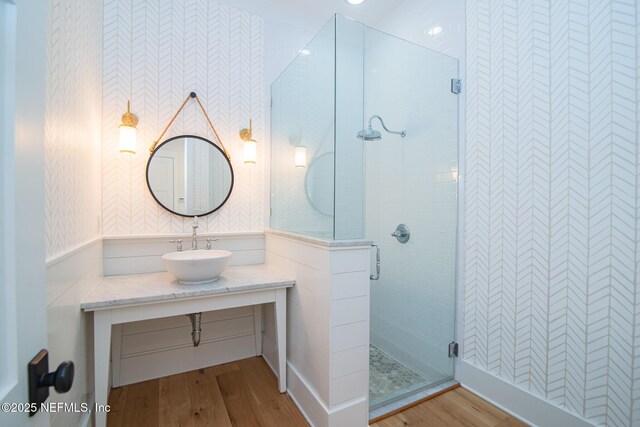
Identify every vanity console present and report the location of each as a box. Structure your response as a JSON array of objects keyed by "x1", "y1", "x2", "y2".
[{"x1": 81, "y1": 265, "x2": 293, "y2": 427}]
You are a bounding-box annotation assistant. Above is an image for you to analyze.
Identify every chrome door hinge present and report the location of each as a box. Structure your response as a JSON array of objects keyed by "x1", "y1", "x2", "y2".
[
  {"x1": 451, "y1": 79, "x2": 462, "y2": 94},
  {"x1": 448, "y1": 341, "x2": 459, "y2": 358}
]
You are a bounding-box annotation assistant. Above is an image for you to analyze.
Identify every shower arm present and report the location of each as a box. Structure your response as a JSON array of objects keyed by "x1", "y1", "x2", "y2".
[{"x1": 369, "y1": 115, "x2": 406, "y2": 137}]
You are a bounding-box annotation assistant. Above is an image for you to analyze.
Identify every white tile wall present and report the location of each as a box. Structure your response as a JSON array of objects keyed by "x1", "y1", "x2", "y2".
[
  {"x1": 373, "y1": 0, "x2": 465, "y2": 61},
  {"x1": 334, "y1": 14, "x2": 366, "y2": 241},
  {"x1": 102, "y1": 0, "x2": 264, "y2": 236},
  {"x1": 364, "y1": 28, "x2": 459, "y2": 379},
  {"x1": 45, "y1": 0, "x2": 103, "y2": 258},
  {"x1": 464, "y1": 1, "x2": 640, "y2": 426}
]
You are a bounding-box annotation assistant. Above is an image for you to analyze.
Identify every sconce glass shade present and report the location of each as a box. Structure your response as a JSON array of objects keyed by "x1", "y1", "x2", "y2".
[
  {"x1": 119, "y1": 125, "x2": 137, "y2": 154},
  {"x1": 244, "y1": 140, "x2": 257, "y2": 164},
  {"x1": 119, "y1": 100, "x2": 138, "y2": 154},
  {"x1": 294, "y1": 146, "x2": 307, "y2": 168}
]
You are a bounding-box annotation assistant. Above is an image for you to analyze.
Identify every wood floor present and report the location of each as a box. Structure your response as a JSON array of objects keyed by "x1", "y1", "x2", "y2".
[
  {"x1": 108, "y1": 356, "x2": 527, "y2": 427},
  {"x1": 107, "y1": 356, "x2": 307, "y2": 427},
  {"x1": 371, "y1": 387, "x2": 528, "y2": 427}
]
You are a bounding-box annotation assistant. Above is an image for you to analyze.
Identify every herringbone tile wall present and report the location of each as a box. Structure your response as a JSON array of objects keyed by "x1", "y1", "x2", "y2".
[
  {"x1": 464, "y1": 0, "x2": 640, "y2": 425},
  {"x1": 45, "y1": 0, "x2": 103, "y2": 258},
  {"x1": 102, "y1": 0, "x2": 264, "y2": 235}
]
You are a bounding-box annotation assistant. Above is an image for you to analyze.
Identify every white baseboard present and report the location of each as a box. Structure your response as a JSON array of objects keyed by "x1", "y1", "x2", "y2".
[
  {"x1": 287, "y1": 362, "x2": 368, "y2": 427},
  {"x1": 456, "y1": 361, "x2": 594, "y2": 427},
  {"x1": 287, "y1": 363, "x2": 328, "y2": 427}
]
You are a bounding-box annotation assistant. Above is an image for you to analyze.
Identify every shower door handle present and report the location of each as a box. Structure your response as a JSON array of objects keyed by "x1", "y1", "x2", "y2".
[{"x1": 370, "y1": 243, "x2": 380, "y2": 280}]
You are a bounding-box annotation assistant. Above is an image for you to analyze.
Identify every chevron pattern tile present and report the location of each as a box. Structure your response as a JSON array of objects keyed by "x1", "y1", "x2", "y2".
[
  {"x1": 45, "y1": 0, "x2": 103, "y2": 258},
  {"x1": 464, "y1": 1, "x2": 640, "y2": 425},
  {"x1": 102, "y1": 0, "x2": 264, "y2": 236}
]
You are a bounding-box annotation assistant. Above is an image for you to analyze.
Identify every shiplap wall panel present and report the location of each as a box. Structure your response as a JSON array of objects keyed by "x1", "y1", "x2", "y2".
[
  {"x1": 102, "y1": 0, "x2": 264, "y2": 236},
  {"x1": 464, "y1": 0, "x2": 640, "y2": 425}
]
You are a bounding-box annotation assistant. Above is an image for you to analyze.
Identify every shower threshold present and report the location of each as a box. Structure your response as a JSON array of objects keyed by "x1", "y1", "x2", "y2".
[
  {"x1": 369, "y1": 378, "x2": 459, "y2": 422},
  {"x1": 368, "y1": 345, "x2": 457, "y2": 421}
]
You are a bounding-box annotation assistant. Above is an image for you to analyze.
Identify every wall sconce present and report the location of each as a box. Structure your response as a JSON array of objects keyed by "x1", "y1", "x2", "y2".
[
  {"x1": 294, "y1": 146, "x2": 307, "y2": 168},
  {"x1": 119, "y1": 100, "x2": 138, "y2": 154},
  {"x1": 239, "y1": 119, "x2": 257, "y2": 164}
]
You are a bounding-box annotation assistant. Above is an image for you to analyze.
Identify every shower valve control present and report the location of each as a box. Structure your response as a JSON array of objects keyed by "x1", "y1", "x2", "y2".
[{"x1": 391, "y1": 224, "x2": 410, "y2": 244}]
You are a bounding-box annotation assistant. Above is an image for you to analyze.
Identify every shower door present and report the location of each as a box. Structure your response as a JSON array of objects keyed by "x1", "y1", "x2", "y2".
[
  {"x1": 272, "y1": 13, "x2": 459, "y2": 414},
  {"x1": 359, "y1": 24, "x2": 459, "y2": 411}
]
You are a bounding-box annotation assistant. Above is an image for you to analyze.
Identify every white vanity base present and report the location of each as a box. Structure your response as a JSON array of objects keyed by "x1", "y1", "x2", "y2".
[{"x1": 81, "y1": 266, "x2": 294, "y2": 427}]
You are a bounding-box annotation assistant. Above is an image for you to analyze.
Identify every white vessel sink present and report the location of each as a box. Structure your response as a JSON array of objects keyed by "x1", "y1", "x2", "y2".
[{"x1": 162, "y1": 250, "x2": 232, "y2": 284}]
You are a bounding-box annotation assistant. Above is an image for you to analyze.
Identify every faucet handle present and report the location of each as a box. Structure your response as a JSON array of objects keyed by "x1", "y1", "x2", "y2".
[
  {"x1": 206, "y1": 237, "x2": 218, "y2": 250},
  {"x1": 169, "y1": 239, "x2": 183, "y2": 251}
]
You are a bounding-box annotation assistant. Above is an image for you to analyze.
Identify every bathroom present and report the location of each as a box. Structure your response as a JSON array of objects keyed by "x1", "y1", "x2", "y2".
[{"x1": 1, "y1": 0, "x2": 639, "y2": 426}]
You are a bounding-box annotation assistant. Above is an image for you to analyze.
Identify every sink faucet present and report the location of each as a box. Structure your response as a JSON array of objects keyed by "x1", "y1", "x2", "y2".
[{"x1": 191, "y1": 216, "x2": 199, "y2": 250}]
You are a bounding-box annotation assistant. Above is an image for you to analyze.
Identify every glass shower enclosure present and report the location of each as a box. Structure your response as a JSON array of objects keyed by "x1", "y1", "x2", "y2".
[{"x1": 271, "y1": 14, "x2": 458, "y2": 415}]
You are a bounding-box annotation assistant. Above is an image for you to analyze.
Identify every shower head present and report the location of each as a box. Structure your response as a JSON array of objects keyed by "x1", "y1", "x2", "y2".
[
  {"x1": 356, "y1": 115, "x2": 406, "y2": 141},
  {"x1": 357, "y1": 125, "x2": 382, "y2": 141}
]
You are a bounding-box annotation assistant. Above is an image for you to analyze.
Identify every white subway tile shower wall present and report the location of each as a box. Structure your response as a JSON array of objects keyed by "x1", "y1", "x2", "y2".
[
  {"x1": 102, "y1": 0, "x2": 264, "y2": 236},
  {"x1": 374, "y1": 0, "x2": 466, "y2": 61},
  {"x1": 365, "y1": 29, "x2": 459, "y2": 380},
  {"x1": 464, "y1": 0, "x2": 640, "y2": 426},
  {"x1": 334, "y1": 15, "x2": 366, "y2": 241},
  {"x1": 45, "y1": 0, "x2": 103, "y2": 258}
]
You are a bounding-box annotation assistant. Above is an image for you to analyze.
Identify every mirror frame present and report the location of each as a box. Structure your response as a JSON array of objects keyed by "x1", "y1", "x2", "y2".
[
  {"x1": 304, "y1": 151, "x2": 334, "y2": 217},
  {"x1": 145, "y1": 134, "x2": 234, "y2": 218}
]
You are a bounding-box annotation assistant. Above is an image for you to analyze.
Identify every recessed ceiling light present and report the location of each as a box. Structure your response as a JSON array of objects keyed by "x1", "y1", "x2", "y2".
[
  {"x1": 427, "y1": 26, "x2": 443, "y2": 36},
  {"x1": 299, "y1": 48, "x2": 311, "y2": 56},
  {"x1": 346, "y1": 0, "x2": 365, "y2": 5}
]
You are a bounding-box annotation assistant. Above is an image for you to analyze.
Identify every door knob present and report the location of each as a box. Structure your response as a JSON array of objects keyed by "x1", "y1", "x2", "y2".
[
  {"x1": 28, "y1": 349, "x2": 74, "y2": 416},
  {"x1": 38, "y1": 360, "x2": 74, "y2": 393}
]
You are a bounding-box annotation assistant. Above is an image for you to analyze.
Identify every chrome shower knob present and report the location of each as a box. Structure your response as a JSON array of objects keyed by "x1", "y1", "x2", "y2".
[{"x1": 391, "y1": 224, "x2": 410, "y2": 243}]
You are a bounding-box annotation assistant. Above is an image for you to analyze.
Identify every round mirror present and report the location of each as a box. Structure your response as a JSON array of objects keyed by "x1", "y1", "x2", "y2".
[
  {"x1": 146, "y1": 135, "x2": 234, "y2": 217},
  {"x1": 304, "y1": 152, "x2": 334, "y2": 217}
]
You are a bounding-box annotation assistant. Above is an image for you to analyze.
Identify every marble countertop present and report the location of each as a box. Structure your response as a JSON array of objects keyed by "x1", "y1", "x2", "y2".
[
  {"x1": 264, "y1": 229, "x2": 373, "y2": 248},
  {"x1": 81, "y1": 265, "x2": 294, "y2": 311}
]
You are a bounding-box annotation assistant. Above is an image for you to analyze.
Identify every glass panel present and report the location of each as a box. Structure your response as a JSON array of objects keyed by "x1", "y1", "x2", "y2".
[
  {"x1": 363, "y1": 27, "x2": 459, "y2": 408},
  {"x1": 334, "y1": 15, "x2": 365, "y2": 240},
  {"x1": 270, "y1": 17, "x2": 335, "y2": 238},
  {"x1": 269, "y1": 13, "x2": 458, "y2": 414}
]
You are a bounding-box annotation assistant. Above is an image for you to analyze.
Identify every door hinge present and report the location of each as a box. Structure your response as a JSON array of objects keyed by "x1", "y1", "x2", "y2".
[
  {"x1": 448, "y1": 341, "x2": 459, "y2": 358},
  {"x1": 451, "y1": 78, "x2": 462, "y2": 94}
]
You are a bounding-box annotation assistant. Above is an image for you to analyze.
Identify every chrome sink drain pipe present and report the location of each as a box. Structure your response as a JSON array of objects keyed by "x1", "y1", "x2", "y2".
[{"x1": 187, "y1": 313, "x2": 202, "y2": 347}]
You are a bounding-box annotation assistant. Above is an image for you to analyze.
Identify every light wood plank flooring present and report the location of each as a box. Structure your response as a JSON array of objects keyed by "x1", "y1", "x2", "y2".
[
  {"x1": 107, "y1": 356, "x2": 307, "y2": 427},
  {"x1": 371, "y1": 387, "x2": 528, "y2": 427},
  {"x1": 108, "y1": 356, "x2": 527, "y2": 427}
]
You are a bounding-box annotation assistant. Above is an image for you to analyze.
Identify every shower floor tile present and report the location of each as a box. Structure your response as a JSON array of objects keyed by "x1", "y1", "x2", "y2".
[{"x1": 369, "y1": 345, "x2": 427, "y2": 403}]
